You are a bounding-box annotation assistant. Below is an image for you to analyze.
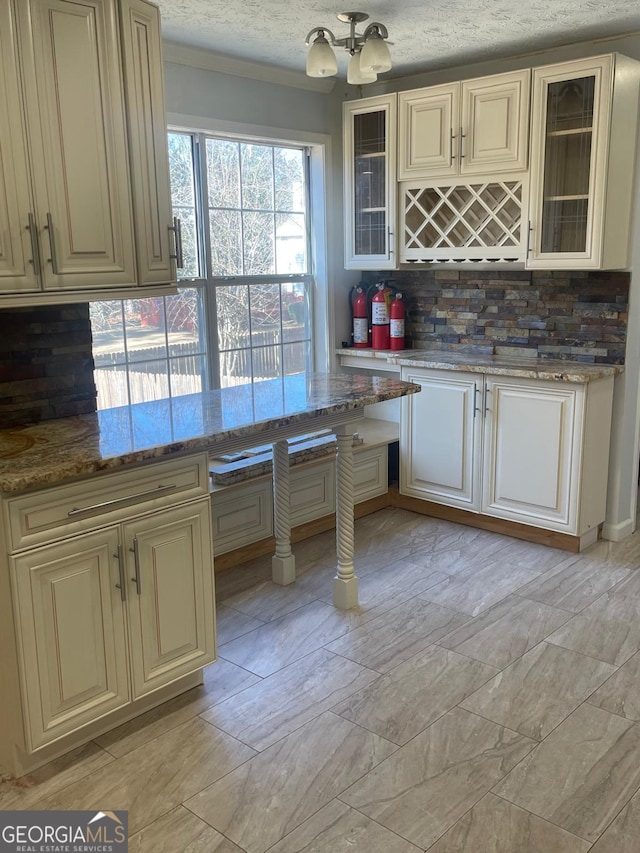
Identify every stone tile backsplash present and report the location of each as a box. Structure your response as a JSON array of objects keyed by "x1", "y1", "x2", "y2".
[
  {"x1": 0, "y1": 304, "x2": 97, "y2": 427},
  {"x1": 363, "y1": 269, "x2": 629, "y2": 364}
]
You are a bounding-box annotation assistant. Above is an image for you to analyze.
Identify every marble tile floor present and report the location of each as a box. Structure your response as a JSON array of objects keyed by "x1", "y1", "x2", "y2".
[{"x1": 5, "y1": 508, "x2": 640, "y2": 851}]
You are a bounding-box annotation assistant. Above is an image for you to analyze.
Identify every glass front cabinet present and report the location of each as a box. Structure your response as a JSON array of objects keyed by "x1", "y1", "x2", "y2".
[
  {"x1": 343, "y1": 94, "x2": 397, "y2": 269},
  {"x1": 528, "y1": 54, "x2": 640, "y2": 269}
]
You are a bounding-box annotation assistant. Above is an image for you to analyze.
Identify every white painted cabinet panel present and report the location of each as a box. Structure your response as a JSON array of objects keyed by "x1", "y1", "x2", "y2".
[
  {"x1": 400, "y1": 366, "x2": 614, "y2": 542},
  {"x1": 0, "y1": 1, "x2": 39, "y2": 293},
  {"x1": 12, "y1": 528, "x2": 130, "y2": 750},
  {"x1": 120, "y1": 0, "x2": 176, "y2": 286},
  {"x1": 482, "y1": 378, "x2": 579, "y2": 528},
  {"x1": 17, "y1": 0, "x2": 136, "y2": 290},
  {"x1": 124, "y1": 500, "x2": 215, "y2": 698},
  {"x1": 400, "y1": 368, "x2": 481, "y2": 510},
  {"x1": 398, "y1": 70, "x2": 530, "y2": 180}
]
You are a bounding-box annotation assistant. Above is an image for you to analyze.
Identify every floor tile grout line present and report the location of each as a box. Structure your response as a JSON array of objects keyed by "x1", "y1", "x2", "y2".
[{"x1": 490, "y1": 791, "x2": 598, "y2": 846}]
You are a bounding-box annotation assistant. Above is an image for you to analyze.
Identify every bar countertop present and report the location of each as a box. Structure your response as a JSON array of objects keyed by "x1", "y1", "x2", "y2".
[{"x1": 0, "y1": 372, "x2": 420, "y2": 494}]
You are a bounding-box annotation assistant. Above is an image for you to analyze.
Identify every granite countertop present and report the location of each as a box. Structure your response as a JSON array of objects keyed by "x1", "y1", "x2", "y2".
[
  {"x1": 336, "y1": 348, "x2": 623, "y2": 383},
  {"x1": 0, "y1": 373, "x2": 419, "y2": 494}
]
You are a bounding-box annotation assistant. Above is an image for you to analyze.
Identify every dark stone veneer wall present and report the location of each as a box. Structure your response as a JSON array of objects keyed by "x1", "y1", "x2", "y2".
[
  {"x1": 362, "y1": 269, "x2": 630, "y2": 364},
  {"x1": 0, "y1": 304, "x2": 97, "y2": 428}
]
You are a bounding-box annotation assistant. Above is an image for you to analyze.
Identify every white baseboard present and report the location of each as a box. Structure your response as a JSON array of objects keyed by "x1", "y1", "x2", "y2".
[{"x1": 601, "y1": 517, "x2": 636, "y2": 542}]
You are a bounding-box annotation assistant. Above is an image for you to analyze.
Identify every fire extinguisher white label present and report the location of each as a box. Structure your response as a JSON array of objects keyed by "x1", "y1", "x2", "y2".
[
  {"x1": 353, "y1": 317, "x2": 368, "y2": 343},
  {"x1": 371, "y1": 302, "x2": 389, "y2": 324},
  {"x1": 390, "y1": 319, "x2": 405, "y2": 337}
]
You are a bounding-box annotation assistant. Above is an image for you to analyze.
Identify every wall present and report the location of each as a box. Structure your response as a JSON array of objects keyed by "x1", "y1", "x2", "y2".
[{"x1": 0, "y1": 305, "x2": 96, "y2": 427}]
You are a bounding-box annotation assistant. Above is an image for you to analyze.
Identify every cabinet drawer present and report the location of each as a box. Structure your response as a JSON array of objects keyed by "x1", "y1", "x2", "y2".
[{"x1": 7, "y1": 454, "x2": 209, "y2": 552}]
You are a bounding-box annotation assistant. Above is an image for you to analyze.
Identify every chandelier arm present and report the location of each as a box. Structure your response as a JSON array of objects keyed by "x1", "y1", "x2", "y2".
[
  {"x1": 304, "y1": 26, "x2": 337, "y2": 46},
  {"x1": 363, "y1": 22, "x2": 389, "y2": 40}
]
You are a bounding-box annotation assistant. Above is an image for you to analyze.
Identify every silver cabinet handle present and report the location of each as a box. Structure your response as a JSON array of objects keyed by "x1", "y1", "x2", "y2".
[
  {"x1": 67, "y1": 483, "x2": 178, "y2": 517},
  {"x1": 473, "y1": 383, "x2": 481, "y2": 418},
  {"x1": 484, "y1": 385, "x2": 490, "y2": 417},
  {"x1": 130, "y1": 538, "x2": 142, "y2": 595},
  {"x1": 114, "y1": 544, "x2": 126, "y2": 601},
  {"x1": 459, "y1": 126, "x2": 465, "y2": 160},
  {"x1": 45, "y1": 213, "x2": 59, "y2": 274},
  {"x1": 449, "y1": 130, "x2": 456, "y2": 168},
  {"x1": 169, "y1": 216, "x2": 184, "y2": 269},
  {"x1": 387, "y1": 226, "x2": 394, "y2": 259},
  {"x1": 26, "y1": 214, "x2": 41, "y2": 277},
  {"x1": 526, "y1": 219, "x2": 533, "y2": 257}
]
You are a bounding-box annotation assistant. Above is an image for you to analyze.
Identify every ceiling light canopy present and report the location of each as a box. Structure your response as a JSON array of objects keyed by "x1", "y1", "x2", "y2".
[{"x1": 305, "y1": 12, "x2": 392, "y2": 83}]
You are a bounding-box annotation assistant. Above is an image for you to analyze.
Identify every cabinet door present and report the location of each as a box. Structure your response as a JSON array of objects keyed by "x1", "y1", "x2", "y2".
[
  {"x1": 17, "y1": 0, "x2": 136, "y2": 290},
  {"x1": 527, "y1": 56, "x2": 612, "y2": 269},
  {"x1": 343, "y1": 94, "x2": 396, "y2": 269},
  {"x1": 400, "y1": 368, "x2": 482, "y2": 511},
  {"x1": 461, "y1": 70, "x2": 530, "y2": 175},
  {"x1": 482, "y1": 377, "x2": 582, "y2": 531},
  {"x1": 0, "y1": 0, "x2": 39, "y2": 294},
  {"x1": 398, "y1": 84, "x2": 459, "y2": 179},
  {"x1": 124, "y1": 500, "x2": 215, "y2": 699},
  {"x1": 119, "y1": 0, "x2": 175, "y2": 286},
  {"x1": 11, "y1": 528, "x2": 129, "y2": 750}
]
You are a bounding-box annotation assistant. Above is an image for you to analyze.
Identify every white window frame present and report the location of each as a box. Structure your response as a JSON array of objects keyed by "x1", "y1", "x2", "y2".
[{"x1": 168, "y1": 113, "x2": 333, "y2": 378}]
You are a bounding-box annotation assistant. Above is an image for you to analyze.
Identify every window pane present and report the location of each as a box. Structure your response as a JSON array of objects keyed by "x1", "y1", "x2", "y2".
[
  {"x1": 177, "y1": 208, "x2": 199, "y2": 279},
  {"x1": 210, "y1": 209, "x2": 242, "y2": 276},
  {"x1": 89, "y1": 302, "x2": 126, "y2": 366},
  {"x1": 207, "y1": 139, "x2": 240, "y2": 209},
  {"x1": 282, "y1": 282, "x2": 310, "y2": 343},
  {"x1": 168, "y1": 133, "x2": 195, "y2": 207},
  {"x1": 128, "y1": 361, "x2": 170, "y2": 404},
  {"x1": 276, "y1": 213, "x2": 306, "y2": 274},
  {"x1": 166, "y1": 288, "x2": 204, "y2": 356},
  {"x1": 250, "y1": 283, "x2": 281, "y2": 347},
  {"x1": 241, "y1": 144, "x2": 274, "y2": 210},
  {"x1": 124, "y1": 298, "x2": 167, "y2": 363},
  {"x1": 243, "y1": 211, "x2": 275, "y2": 274},
  {"x1": 220, "y1": 349, "x2": 252, "y2": 388},
  {"x1": 217, "y1": 285, "x2": 250, "y2": 351},
  {"x1": 252, "y1": 346, "x2": 281, "y2": 382},
  {"x1": 169, "y1": 354, "x2": 206, "y2": 397},
  {"x1": 283, "y1": 341, "x2": 310, "y2": 375},
  {"x1": 275, "y1": 147, "x2": 305, "y2": 212}
]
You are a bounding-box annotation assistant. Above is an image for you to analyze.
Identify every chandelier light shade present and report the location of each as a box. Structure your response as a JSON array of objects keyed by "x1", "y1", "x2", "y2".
[{"x1": 305, "y1": 12, "x2": 392, "y2": 83}]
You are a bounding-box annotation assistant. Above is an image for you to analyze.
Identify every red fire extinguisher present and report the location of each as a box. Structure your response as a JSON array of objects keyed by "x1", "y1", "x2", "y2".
[
  {"x1": 371, "y1": 283, "x2": 391, "y2": 350},
  {"x1": 390, "y1": 292, "x2": 406, "y2": 350},
  {"x1": 352, "y1": 286, "x2": 369, "y2": 348}
]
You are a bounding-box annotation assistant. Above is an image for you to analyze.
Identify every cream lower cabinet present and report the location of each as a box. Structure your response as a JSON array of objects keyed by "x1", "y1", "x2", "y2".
[
  {"x1": 400, "y1": 366, "x2": 614, "y2": 541},
  {"x1": 4, "y1": 455, "x2": 215, "y2": 762}
]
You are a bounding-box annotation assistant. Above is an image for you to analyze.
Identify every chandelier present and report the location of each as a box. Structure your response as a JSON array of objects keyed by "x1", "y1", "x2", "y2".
[{"x1": 305, "y1": 12, "x2": 392, "y2": 84}]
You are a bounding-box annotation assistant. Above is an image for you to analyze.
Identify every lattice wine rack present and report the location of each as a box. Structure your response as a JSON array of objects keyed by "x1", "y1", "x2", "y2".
[{"x1": 401, "y1": 178, "x2": 528, "y2": 263}]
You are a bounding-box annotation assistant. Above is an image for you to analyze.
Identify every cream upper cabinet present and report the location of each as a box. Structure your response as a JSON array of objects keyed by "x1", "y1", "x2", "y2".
[
  {"x1": 398, "y1": 70, "x2": 531, "y2": 179},
  {"x1": 16, "y1": 0, "x2": 136, "y2": 292},
  {"x1": 343, "y1": 93, "x2": 397, "y2": 270},
  {"x1": 527, "y1": 54, "x2": 640, "y2": 270},
  {"x1": 0, "y1": 1, "x2": 39, "y2": 294},
  {"x1": 119, "y1": 0, "x2": 177, "y2": 286},
  {"x1": 0, "y1": 0, "x2": 176, "y2": 302}
]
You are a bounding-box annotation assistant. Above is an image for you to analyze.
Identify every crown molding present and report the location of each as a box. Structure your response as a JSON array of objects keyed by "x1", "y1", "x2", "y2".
[{"x1": 162, "y1": 41, "x2": 336, "y2": 93}]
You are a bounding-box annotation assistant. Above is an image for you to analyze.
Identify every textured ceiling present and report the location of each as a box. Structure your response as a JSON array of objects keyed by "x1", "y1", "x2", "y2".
[{"x1": 157, "y1": 0, "x2": 640, "y2": 80}]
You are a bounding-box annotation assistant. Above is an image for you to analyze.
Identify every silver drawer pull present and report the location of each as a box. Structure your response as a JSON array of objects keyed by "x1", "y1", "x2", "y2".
[
  {"x1": 26, "y1": 213, "x2": 42, "y2": 277},
  {"x1": 45, "y1": 213, "x2": 59, "y2": 274},
  {"x1": 168, "y1": 216, "x2": 184, "y2": 269},
  {"x1": 67, "y1": 483, "x2": 179, "y2": 517}
]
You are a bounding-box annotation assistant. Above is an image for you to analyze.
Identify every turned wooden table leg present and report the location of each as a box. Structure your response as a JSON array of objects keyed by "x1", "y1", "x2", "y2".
[
  {"x1": 271, "y1": 439, "x2": 296, "y2": 585},
  {"x1": 333, "y1": 425, "x2": 358, "y2": 609}
]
